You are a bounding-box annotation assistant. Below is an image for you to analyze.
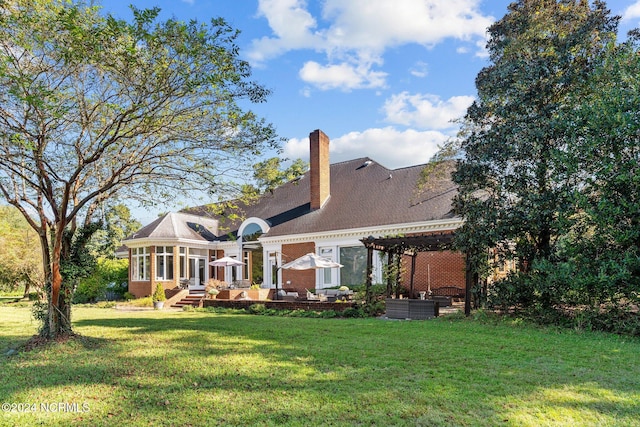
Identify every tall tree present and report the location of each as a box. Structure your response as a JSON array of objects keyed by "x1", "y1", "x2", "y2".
[
  {"x1": 0, "y1": 205, "x2": 43, "y2": 297},
  {"x1": 453, "y1": 0, "x2": 618, "y2": 290},
  {"x1": 86, "y1": 204, "x2": 142, "y2": 259},
  {"x1": 0, "y1": 0, "x2": 279, "y2": 338},
  {"x1": 559, "y1": 31, "x2": 640, "y2": 307}
]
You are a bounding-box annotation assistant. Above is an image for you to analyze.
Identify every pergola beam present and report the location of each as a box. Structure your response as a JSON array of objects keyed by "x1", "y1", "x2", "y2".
[{"x1": 361, "y1": 232, "x2": 473, "y2": 316}]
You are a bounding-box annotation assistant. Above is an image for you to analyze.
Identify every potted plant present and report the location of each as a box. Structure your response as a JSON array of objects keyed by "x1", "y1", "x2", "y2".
[
  {"x1": 152, "y1": 283, "x2": 166, "y2": 309},
  {"x1": 207, "y1": 288, "x2": 219, "y2": 300}
]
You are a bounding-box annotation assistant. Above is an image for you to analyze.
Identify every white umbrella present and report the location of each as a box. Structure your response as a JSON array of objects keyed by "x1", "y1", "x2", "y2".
[
  {"x1": 281, "y1": 253, "x2": 343, "y2": 270},
  {"x1": 209, "y1": 256, "x2": 244, "y2": 267}
]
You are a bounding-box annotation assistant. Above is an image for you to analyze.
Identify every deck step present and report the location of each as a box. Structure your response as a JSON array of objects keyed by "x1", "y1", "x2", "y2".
[{"x1": 172, "y1": 293, "x2": 205, "y2": 308}]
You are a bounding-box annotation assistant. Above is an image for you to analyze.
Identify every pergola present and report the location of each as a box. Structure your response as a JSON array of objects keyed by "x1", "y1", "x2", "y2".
[{"x1": 360, "y1": 232, "x2": 473, "y2": 316}]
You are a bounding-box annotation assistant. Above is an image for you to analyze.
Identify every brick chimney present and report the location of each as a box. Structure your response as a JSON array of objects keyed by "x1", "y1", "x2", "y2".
[{"x1": 309, "y1": 129, "x2": 330, "y2": 210}]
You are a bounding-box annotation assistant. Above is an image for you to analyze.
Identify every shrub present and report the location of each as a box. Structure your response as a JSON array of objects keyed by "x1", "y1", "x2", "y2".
[
  {"x1": 96, "y1": 301, "x2": 116, "y2": 308},
  {"x1": 127, "y1": 296, "x2": 152, "y2": 307},
  {"x1": 321, "y1": 310, "x2": 337, "y2": 318},
  {"x1": 73, "y1": 258, "x2": 129, "y2": 303},
  {"x1": 248, "y1": 303, "x2": 266, "y2": 314},
  {"x1": 363, "y1": 300, "x2": 385, "y2": 317},
  {"x1": 341, "y1": 307, "x2": 364, "y2": 318},
  {"x1": 152, "y1": 283, "x2": 166, "y2": 302}
]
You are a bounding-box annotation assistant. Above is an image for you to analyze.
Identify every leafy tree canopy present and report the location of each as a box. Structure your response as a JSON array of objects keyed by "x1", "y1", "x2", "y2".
[{"x1": 0, "y1": 0, "x2": 280, "y2": 338}]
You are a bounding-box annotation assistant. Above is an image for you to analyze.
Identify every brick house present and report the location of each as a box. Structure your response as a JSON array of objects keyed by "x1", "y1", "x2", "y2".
[{"x1": 123, "y1": 129, "x2": 465, "y2": 298}]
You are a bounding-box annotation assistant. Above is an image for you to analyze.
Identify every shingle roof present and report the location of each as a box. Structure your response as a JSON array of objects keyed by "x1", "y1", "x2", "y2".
[
  {"x1": 187, "y1": 157, "x2": 457, "y2": 239},
  {"x1": 124, "y1": 212, "x2": 219, "y2": 242}
]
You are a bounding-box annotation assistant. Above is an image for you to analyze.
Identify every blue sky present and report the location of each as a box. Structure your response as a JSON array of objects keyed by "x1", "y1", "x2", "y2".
[{"x1": 100, "y1": 0, "x2": 640, "y2": 223}]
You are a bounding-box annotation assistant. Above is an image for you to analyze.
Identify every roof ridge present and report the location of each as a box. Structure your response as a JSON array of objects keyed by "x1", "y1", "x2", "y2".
[{"x1": 169, "y1": 212, "x2": 179, "y2": 237}]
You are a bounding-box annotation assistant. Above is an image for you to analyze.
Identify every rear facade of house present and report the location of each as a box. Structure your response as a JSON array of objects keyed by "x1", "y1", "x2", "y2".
[{"x1": 123, "y1": 129, "x2": 465, "y2": 298}]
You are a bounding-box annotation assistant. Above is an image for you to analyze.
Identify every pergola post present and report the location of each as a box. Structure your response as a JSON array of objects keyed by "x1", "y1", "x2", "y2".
[
  {"x1": 386, "y1": 251, "x2": 393, "y2": 298},
  {"x1": 409, "y1": 253, "x2": 417, "y2": 298},
  {"x1": 394, "y1": 251, "x2": 402, "y2": 298},
  {"x1": 365, "y1": 245, "x2": 373, "y2": 305}
]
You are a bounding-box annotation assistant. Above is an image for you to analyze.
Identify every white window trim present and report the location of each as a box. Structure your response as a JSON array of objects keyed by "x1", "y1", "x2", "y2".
[
  {"x1": 155, "y1": 246, "x2": 174, "y2": 281},
  {"x1": 131, "y1": 247, "x2": 150, "y2": 281}
]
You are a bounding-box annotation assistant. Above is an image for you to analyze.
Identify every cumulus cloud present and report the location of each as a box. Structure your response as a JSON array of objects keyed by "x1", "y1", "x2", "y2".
[
  {"x1": 623, "y1": 1, "x2": 640, "y2": 21},
  {"x1": 248, "y1": 0, "x2": 323, "y2": 63},
  {"x1": 248, "y1": 0, "x2": 495, "y2": 90},
  {"x1": 284, "y1": 127, "x2": 450, "y2": 169},
  {"x1": 299, "y1": 60, "x2": 387, "y2": 91},
  {"x1": 382, "y1": 92, "x2": 474, "y2": 130}
]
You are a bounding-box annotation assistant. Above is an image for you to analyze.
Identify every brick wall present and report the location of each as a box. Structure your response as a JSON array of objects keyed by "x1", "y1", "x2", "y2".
[
  {"x1": 129, "y1": 281, "x2": 152, "y2": 298},
  {"x1": 310, "y1": 129, "x2": 330, "y2": 210},
  {"x1": 281, "y1": 242, "x2": 316, "y2": 293},
  {"x1": 400, "y1": 250, "x2": 465, "y2": 294},
  {"x1": 203, "y1": 299, "x2": 355, "y2": 312}
]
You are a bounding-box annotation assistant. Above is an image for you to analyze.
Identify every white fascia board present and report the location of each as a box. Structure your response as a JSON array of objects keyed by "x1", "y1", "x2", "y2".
[
  {"x1": 258, "y1": 218, "x2": 463, "y2": 246},
  {"x1": 122, "y1": 237, "x2": 222, "y2": 250}
]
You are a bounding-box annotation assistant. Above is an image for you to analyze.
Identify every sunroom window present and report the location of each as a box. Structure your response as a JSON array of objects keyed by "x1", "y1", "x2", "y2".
[
  {"x1": 156, "y1": 246, "x2": 174, "y2": 281},
  {"x1": 131, "y1": 247, "x2": 150, "y2": 281}
]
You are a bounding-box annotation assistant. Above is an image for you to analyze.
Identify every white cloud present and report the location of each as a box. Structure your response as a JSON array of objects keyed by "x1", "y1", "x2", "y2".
[
  {"x1": 623, "y1": 1, "x2": 640, "y2": 21},
  {"x1": 299, "y1": 60, "x2": 387, "y2": 90},
  {"x1": 409, "y1": 61, "x2": 429, "y2": 78},
  {"x1": 248, "y1": 0, "x2": 495, "y2": 89},
  {"x1": 284, "y1": 127, "x2": 450, "y2": 169},
  {"x1": 248, "y1": 0, "x2": 323, "y2": 63},
  {"x1": 382, "y1": 92, "x2": 474, "y2": 130},
  {"x1": 320, "y1": 0, "x2": 493, "y2": 50}
]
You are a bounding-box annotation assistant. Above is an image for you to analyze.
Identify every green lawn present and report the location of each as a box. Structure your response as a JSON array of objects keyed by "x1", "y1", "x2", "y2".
[{"x1": 1, "y1": 306, "x2": 639, "y2": 426}]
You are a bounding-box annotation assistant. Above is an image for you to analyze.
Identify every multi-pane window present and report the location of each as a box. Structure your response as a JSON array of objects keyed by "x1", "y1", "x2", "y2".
[
  {"x1": 179, "y1": 247, "x2": 187, "y2": 279},
  {"x1": 339, "y1": 246, "x2": 367, "y2": 286},
  {"x1": 155, "y1": 246, "x2": 174, "y2": 281},
  {"x1": 242, "y1": 250, "x2": 251, "y2": 281},
  {"x1": 131, "y1": 247, "x2": 150, "y2": 281},
  {"x1": 320, "y1": 247, "x2": 334, "y2": 287}
]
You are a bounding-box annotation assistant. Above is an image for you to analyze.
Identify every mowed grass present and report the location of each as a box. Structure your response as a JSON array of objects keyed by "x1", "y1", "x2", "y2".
[{"x1": 1, "y1": 306, "x2": 639, "y2": 426}]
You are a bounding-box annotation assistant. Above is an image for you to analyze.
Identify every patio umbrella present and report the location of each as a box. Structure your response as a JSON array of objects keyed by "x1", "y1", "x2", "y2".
[
  {"x1": 280, "y1": 253, "x2": 343, "y2": 270},
  {"x1": 208, "y1": 256, "x2": 244, "y2": 267}
]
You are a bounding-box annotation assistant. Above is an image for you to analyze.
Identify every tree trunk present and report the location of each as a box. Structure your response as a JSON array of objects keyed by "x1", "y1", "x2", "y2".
[
  {"x1": 41, "y1": 226, "x2": 73, "y2": 339},
  {"x1": 50, "y1": 228, "x2": 73, "y2": 338},
  {"x1": 22, "y1": 280, "x2": 31, "y2": 299}
]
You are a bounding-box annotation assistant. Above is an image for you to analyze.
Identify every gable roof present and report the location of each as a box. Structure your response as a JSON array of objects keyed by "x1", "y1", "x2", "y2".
[{"x1": 188, "y1": 157, "x2": 457, "y2": 239}]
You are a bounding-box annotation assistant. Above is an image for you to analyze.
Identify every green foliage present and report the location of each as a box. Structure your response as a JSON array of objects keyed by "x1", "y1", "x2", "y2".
[
  {"x1": 152, "y1": 283, "x2": 166, "y2": 302},
  {"x1": 0, "y1": 0, "x2": 279, "y2": 338},
  {"x1": 341, "y1": 307, "x2": 365, "y2": 318},
  {"x1": 251, "y1": 157, "x2": 308, "y2": 194},
  {"x1": 86, "y1": 205, "x2": 141, "y2": 259},
  {"x1": 248, "y1": 303, "x2": 266, "y2": 314},
  {"x1": 448, "y1": 0, "x2": 640, "y2": 333},
  {"x1": 125, "y1": 296, "x2": 152, "y2": 307},
  {"x1": 362, "y1": 300, "x2": 386, "y2": 317},
  {"x1": 73, "y1": 258, "x2": 128, "y2": 303},
  {"x1": 0, "y1": 205, "x2": 43, "y2": 294},
  {"x1": 454, "y1": 0, "x2": 618, "y2": 269},
  {"x1": 60, "y1": 223, "x2": 101, "y2": 291},
  {"x1": 320, "y1": 310, "x2": 337, "y2": 318}
]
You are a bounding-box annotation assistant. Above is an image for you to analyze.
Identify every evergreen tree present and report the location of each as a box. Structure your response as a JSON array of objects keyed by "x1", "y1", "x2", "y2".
[{"x1": 454, "y1": 0, "x2": 618, "y2": 305}]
